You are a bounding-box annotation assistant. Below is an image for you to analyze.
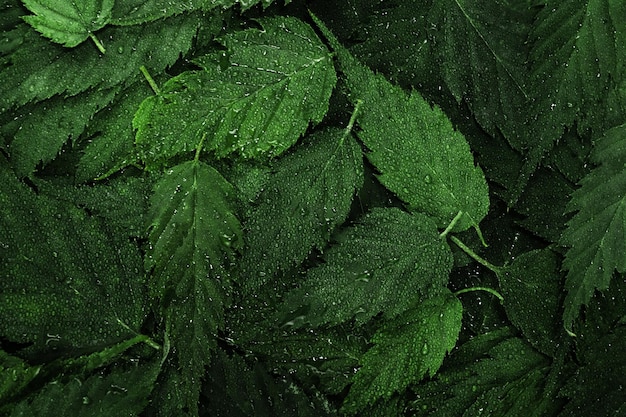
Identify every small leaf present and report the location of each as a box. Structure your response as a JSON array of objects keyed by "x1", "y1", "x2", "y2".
[
  {"x1": 21, "y1": 0, "x2": 114, "y2": 52},
  {"x1": 342, "y1": 291, "x2": 462, "y2": 414},
  {"x1": 498, "y1": 249, "x2": 563, "y2": 357}
]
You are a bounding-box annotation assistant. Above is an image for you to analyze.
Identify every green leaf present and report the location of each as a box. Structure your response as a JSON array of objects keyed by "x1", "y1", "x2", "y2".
[
  {"x1": 0, "y1": 163, "x2": 146, "y2": 354},
  {"x1": 22, "y1": 0, "x2": 113, "y2": 52},
  {"x1": 281, "y1": 207, "x2": 453, "y2": 327},
  {"x1": 240, "y1": 127, "x2": 363, "y2": 289},
  {"x1": 560, "y1": 326, "x2": 626, "y2": 417},
  {"x1": 342, "y1": 291, "x2": 462, "y2": 414},
  {"x1": 514, "y1": 0, "x2": 626, "y2": 199},
  {"x1": 134, "y1": 16, "x2": 336, "y2": 166},
  {"x1": 0, "y1": 350, "x2": 41, "y2": 407},
  {"x1": 145, "y1": 158, "x2": 242, "y2": 414},
  {"x1": 312, "y1": 14, "x2": 489, "y2": 232},
  {"x1": 498, "y1": 249, "x2": 563, "y2": 357},
  {"x1": 4, "y1": 87, "x2": 118, "y2": 177},
  {"x1": 428, "y1": 0, "x2": 532, "y2": 143},
  {"x1": 77, "y1": 81, "x2": 155, "y2": 182},
  {"x1": 0, "y1": 12, "x2": 203, "y2": 108},
  {"x1": 110, "y1": 0, "x2": 284, "y2": 25},
  {"x1": 410, "y1": 328, "x2": 557, "y2": 417},
  {"x1": 560, "y1": 124, "x2": 626, "y2": 330},
  {"x1": 10, "y1": 358, "x2": 161, "y2": 417}
]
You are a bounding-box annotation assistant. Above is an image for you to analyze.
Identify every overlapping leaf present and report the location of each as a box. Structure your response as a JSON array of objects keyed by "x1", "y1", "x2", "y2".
[
  {"x1": 134, "y1": 16, "x2": 336, "y2": 166},
  {"x1": 560, "y1": 124, "x2": 626, "y2": 330},
  {"x1": 3, "y1": 87, "x2": 118, "y2": 177},
  {"x1": 77, "y1": 81, "x2": 156, "y2": 182},
  {"x1": 0, "y1": 12, "x2": 202, "y2": 108},
  {"x1": 410, "y1": 328, "x2": 558, "y2": 417},
  {"x1": 21, "y1": 0, "x2": 114, "y2": 51},
  {"x1": 312, "y1": 14, "x2": 488, "y2": 232},
  {"x1": 280, "y1": 208, "x2": 453, "y2": 327},
  {"x1": 428, "y1": 0, "x2": 532, "y2": 144},
  {"x1": 342, "y1": 291, "x2": 462, "y2": 414},
  {"x1": 0, "y1": 161, "x2": 146, "y2": 354},
  {"x1": 240, "y1": 127, "x2": 363, "y2": 289},
  {"x1": 145, "y1": 158, "x2": 242, "y2": 414}
]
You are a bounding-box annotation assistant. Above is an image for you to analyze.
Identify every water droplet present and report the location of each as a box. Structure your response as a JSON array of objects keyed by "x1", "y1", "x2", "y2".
[{"x1": 421, "y1": 343, "x2": 429, "y2": 355}]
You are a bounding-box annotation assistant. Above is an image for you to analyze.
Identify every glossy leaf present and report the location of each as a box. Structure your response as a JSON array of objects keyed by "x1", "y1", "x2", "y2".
[
  {"x1": 240, "y1": 127, "x2": 363, "y2": 289},
  {"x1": 134, "y1": 16, "x2": 336, "y2": 166}
]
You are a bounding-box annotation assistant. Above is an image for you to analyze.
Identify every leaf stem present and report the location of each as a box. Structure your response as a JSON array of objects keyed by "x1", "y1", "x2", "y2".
[
  {"x1": 89, "y1": 33, "x2": 106, "y2": 54},
  {"x1": 140, "y1": 65, "x2": 161, "y2": 95},
  {"x1": 449, "y1": 235, "x2": 501, "y2": 274},
  {"x1": 454, "y1": 286, "x2": 504, "y2": 302},
  {"x1": 439, "y1": 210, "x2": 464, "y2": 238},
  {"x1": 340, "y1": 99, "x2": 363, "y2": 145},
  {"x1": 195, "y1": 133, "x2": 207, "y2": 161}
]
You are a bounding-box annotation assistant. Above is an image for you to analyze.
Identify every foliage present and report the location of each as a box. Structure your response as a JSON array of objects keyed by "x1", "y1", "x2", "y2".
[{"x1": 1, "y1": 0, "x2": 626, "y2": 415}]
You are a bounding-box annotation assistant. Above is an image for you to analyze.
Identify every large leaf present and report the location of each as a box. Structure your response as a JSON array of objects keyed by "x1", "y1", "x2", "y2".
[
  {"x1": 3, "y1": 87, "x2": 118, "y2": 177},
  {"x1": 145, "y1": 158, "x2": 242, "y2": 414},
  {"x1": 410, "y1": 328, "x2": 558, "y2": 417},
  {"x1": 280, "y1": 208, "x2": 453, "y2": 327},
  {"x1": 428, "y1": 0, "x2": 532, "y2": 145},
  {"x1": 342, "y1": 291, "x2": 463, "y2": 414},
  {"x1": 312, "y1": 14, "x2": 489, "y2": 232},
  {"x1": 21, "y1": 0, "x2": 114, "y2": 51},
  {"x1": 0, "y1": 162, "x2": 146, "y2": 354},
  {"x1": 240, "y1": 127, "x2": 363, "y2": 289},
  {"x1": 134, "y1": 16, "x2": 336, "y2": 166},
  {"x1": 0, "y1": 12, "x2": 203, "y2": 108},
  {"x1": 560, "y1": 124, "x2": 626, "y2": 330}
]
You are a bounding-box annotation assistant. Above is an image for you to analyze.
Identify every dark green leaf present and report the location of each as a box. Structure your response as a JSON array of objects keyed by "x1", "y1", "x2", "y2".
[
  {"x1": 560, "y1": 124, "x2": 626, "y2": 330},
  {"x1": 240, "y1": 127, "x2": 363, "y2": 289},
  {"x1": 281, "y1": 208, "x2": 453, "y2": 327},
  {"x1": 498, "y1": 249, "x2": 563, "y2": 356},
  {"x1": 0, "y1": 163, "x2": 146, "y2": 355},
  {"x1": 343, "y1": 291, "x2": 462, "y2": 414}
]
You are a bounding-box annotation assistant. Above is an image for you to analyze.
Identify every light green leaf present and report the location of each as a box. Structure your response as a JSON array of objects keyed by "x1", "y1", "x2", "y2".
[
  {"x1": 342, "y1": 291, "x2": 462, "y2": 414},
  {"x1": 145, "y1": 158, "x2": 242, "y2": 414},
  {"x1": 560, "y1": 124, "x2": 626, "y2": 330},
  {"x1": 134, "y1": 16, "x2": 336, "y2": 166},
  {"x1": 281, "y1": 208, "x2": 453, "y2": 327},
  {"x1": 21, "y1": 0, "x2": 114, "y2": 52},
  {"x1": 240, "y1": 127, "x2": 363, "y2": 289},
  {"x1": 312, "y1": 13, "x2": 488, "y2": 232},
  {"x1": 110, "y1": 0, "x2": 285, "y2": 25}
]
